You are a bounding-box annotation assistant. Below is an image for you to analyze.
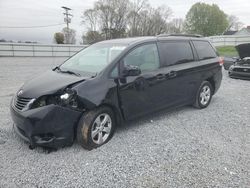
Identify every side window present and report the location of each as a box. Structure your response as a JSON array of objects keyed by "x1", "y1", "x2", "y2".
[
  {"x1": 193, "y1": 41, "x2": 217, "y2": 60},
  {"x1": 123, "y1": 43, "x2": 160, "y2": 72},
  {"x1": 158, "y1": 41, "x2": 194, "y2": 67}
]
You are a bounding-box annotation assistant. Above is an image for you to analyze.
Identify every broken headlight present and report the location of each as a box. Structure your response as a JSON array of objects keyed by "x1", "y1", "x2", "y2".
[
  {"x1": 31, "y1": 89, "x2": 78, "y2": 109},
  {"x1": 59, "y1": 88, "x2": 78, "y2": 108}
]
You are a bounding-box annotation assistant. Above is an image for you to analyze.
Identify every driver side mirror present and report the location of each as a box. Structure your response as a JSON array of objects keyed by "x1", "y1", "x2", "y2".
[{"x1": 122, "y1": 65, "x2": 141, "y2": 77}]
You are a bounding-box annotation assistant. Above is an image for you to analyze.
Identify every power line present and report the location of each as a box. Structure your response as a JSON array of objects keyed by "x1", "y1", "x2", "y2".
[{"x1": 0, "y1": 23, "x2": 64, "y2": 29}]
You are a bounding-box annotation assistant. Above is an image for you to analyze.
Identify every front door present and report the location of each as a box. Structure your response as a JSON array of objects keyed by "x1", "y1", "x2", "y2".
[{"x1": 117, "y1": 43, "x2": 163, "y2": 120}]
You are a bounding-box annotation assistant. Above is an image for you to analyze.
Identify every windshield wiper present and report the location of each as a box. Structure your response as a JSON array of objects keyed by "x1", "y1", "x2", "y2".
[
  {"x1": 61, "y1": 70, "x2": 81, "y2": 76},
  {"x1": 53, "y1": 66, "x2": 81, "y2": 77},
  {"x1": 52, "y1": 66, "x2": 60, "y2": 71}
]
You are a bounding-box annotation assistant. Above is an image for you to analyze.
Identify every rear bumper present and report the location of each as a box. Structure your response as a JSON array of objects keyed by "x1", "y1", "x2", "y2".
[{"x1": 10, "y1": 102, "x2": 82, "y2": 148}]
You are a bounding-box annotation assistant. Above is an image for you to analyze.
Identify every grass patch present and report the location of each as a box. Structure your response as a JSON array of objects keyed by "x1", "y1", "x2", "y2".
[{"x1": 216, "y1": 46, "x2": 238, "y2": 57}]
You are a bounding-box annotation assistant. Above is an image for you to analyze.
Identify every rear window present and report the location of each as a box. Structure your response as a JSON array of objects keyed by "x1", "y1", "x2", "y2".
[
  {"x1": 193, "y1": 41, "x2": 217, "y2": 60},
  {"x1": 158, "y1": 41, "x2": 194, "y2": 67}
]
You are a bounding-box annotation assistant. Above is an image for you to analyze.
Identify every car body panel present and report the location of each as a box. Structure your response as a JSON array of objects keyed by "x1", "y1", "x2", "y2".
[
  {"x1": 118, "y1": 68, "x2": 167, "y2": 120},
  {"x1": 74, "y1": 77, "x2": 124, "y2": 123},
  {"x1": 19, "y1": 70, "x2": 87, "y2": 98}
]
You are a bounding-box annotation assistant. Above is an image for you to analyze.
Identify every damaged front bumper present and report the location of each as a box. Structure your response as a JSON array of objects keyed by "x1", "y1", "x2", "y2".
[{"x1": 10, "y1": 102, "x2": 82, "y2": 148}]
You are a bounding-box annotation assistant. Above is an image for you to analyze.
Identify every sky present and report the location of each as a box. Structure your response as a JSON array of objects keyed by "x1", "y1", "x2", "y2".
[{"x1": 0, "y1": 0, "x2": 250, "y2": 44}]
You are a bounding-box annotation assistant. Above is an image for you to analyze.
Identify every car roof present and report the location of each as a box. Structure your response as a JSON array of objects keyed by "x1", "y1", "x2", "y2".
[
  {"x1": 97, "y1": 37, "x2": 155, "y2": 45},
  {"x1": 97, "y1": 35, "x2": 208, "y2": 46}
]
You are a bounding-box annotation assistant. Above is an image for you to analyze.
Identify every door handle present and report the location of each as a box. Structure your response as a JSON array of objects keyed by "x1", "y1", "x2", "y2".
[{"x1": 168, "y1": 71, "x2": 177, "y2": 78}]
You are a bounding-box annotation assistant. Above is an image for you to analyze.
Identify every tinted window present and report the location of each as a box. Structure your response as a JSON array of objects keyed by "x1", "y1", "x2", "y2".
[
  {"x1": 123, "y1": 43, "x2": 160, "y2": 72},
  {"x1": 158, "y1": 41, "x2": 194, "y2": 67},
  {"x1": 193, "y1": 41, "x2": 217, "y2": 60}
]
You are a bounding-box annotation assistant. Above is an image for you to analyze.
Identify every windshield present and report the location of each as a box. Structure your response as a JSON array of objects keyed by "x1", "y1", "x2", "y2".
[{"x1": 60, "y1": 43, "x2": 127, "y2": 76}]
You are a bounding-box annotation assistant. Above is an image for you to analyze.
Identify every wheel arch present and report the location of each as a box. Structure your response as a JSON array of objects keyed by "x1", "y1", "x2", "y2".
[{"x1": 98, "y1": 103, "x2": 124, "y2": 127}]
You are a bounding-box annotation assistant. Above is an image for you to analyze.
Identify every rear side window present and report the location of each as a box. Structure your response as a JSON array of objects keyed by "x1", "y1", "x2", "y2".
[
  {"x1": 158, "y1": 41, "x2": 194, "y2": 67},
  {"x1": 193, "y1": 41, "x2": 217, "y2": 60}
]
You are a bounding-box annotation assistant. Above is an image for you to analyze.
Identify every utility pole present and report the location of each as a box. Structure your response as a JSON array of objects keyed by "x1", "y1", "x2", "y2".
[{"x1": 62, "y1": 6, "x2": 73, "y2": 44}]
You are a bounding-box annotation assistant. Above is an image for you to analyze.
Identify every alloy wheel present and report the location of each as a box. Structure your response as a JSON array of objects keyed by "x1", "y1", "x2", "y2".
[
  {"x1": 91, "y1": 113, "x2": 112, "y2": 145},
  {"x1": 200, "y1": 85, "x2": 211, "y2": 106}
]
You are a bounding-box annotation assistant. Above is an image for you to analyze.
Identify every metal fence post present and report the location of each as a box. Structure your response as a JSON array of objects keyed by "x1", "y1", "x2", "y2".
[
  {"x1": 32, "y1": 45, "x2": 35, "y2": 57},
  {"x1": 12, "y1": 43, "x2": 14, "y2": 56}
]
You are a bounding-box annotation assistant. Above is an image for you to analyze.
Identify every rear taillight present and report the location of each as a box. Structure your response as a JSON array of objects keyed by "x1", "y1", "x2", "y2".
[{"x1": 219, "y1": 57, "x2": 224, "y2": 66}]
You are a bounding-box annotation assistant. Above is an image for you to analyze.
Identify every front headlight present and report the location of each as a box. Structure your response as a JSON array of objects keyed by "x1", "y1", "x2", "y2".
[
  {"x1": 59, "y1": 88, "x2": 78, "y2": 108},
  {"x1": 31, "y1": 88, "x2": 78, "y2": 109}
]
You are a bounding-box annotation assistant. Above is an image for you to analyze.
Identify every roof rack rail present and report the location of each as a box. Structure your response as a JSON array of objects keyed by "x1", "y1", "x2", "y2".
[{"x1": 157, "y1": 33, "x2": 203, "y2": 38}]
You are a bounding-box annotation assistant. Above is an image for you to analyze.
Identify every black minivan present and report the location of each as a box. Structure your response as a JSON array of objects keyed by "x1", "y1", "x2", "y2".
[{"x1": 10, "y1": 35, "x2": 223, "y2": 150}]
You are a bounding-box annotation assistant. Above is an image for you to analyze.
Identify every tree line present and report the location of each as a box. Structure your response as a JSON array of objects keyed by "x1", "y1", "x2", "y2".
[
  {"x1": 54, "y1": 1, "x2": 243, "y2": 44},
  {"x1": 81, "y1": 0, "x2": 183, "y2": 44}
]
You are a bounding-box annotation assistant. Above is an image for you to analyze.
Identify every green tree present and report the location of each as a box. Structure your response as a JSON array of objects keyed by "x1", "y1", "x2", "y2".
[
  {"x1": 54, "y1": 32, "x2": 64, "y2": 44},
  {"x1": 185, "y1": 3, "x2": 229, "y2": 36}
]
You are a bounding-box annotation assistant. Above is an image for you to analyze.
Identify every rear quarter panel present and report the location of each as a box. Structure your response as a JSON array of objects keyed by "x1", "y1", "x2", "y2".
[{"x1": 182, "y1": 58, "x2": 222, "y2": 100}]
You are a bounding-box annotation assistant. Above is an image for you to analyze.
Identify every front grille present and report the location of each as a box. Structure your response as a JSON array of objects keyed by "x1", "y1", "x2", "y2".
[
  {"x1": 233, "y1": 67, "x2": 250, "y2": 73},
  {"x1": 14, "y1": 96, "x2": 32, "y2": 111}
]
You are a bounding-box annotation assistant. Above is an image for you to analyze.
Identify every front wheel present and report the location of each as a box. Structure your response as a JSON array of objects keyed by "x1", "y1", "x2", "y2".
[
  {"x1": 193, "y1": 81, "x2": 213, "y2": 109},
  {"x1": 77, "y1": 107, "x2": 115, "y2": 150}
]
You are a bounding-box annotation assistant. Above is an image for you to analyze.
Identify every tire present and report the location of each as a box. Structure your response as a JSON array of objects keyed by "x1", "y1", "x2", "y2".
[
  {"x1": 193, "y1": 81, "x2": 213, "y2": 109},
  {"x1": 77, "y1": 106, "x2": 115, "y2": 150}
]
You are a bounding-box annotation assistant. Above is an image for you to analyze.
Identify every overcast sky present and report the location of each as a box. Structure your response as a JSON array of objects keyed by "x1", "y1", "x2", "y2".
[{"x1": 0, "y1": 0, "x2": 250, "y2": 44}]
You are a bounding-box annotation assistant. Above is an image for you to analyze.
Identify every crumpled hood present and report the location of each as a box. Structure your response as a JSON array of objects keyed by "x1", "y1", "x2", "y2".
[
  {"x1": 235, "y1": 43, "x2": 250, "y2": 59},
  {"x1": 19, "y1": 70, "x2": 87, "y2": 98}
]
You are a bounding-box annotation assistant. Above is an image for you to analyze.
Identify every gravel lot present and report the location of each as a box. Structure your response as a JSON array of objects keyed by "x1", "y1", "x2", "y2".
[{"x1": 0, "y1": 57, "x2": 249, "y2": 188}]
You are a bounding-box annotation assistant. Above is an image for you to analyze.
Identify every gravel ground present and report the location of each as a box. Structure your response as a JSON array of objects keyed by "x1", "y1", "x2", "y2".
[{"x1": 0, "y1": 57, "x2": 249, "y2": 188}]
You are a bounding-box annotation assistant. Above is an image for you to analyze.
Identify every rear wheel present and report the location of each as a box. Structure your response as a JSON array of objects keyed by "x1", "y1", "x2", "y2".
[
  {"x1": 193, "y1": 81, "x2": 213, "y2": 109},
  {"x1": 77, "y1": 106, "x2": 115, "y2": 150}
]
